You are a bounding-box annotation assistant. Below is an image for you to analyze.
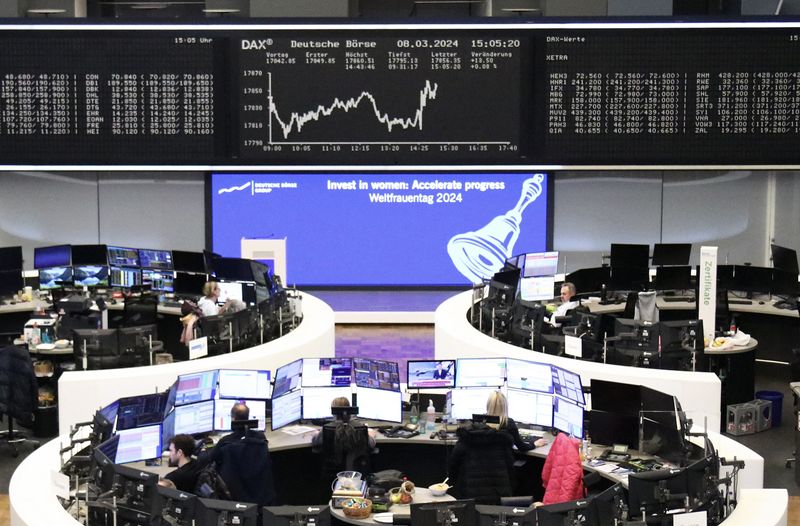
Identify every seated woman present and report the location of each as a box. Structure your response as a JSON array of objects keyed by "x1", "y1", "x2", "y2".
[
  {"x1": 486, "y1": 390, "x2": 548, "y2": 451},
  {"x1": 311, "y1": 397, "x2": 377, "y2": 477},
  {"x1": 197, "y1": 281, "x2": 245, "y2": 317}
]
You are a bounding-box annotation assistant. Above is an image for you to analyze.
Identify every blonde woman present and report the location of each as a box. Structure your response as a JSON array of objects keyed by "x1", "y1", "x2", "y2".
[{"x1": 486, "y1": 390, "x2": 548, "y2": 451}]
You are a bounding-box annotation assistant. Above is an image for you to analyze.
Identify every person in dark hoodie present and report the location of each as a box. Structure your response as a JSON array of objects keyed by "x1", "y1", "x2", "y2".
[{"x1": 196, "y1": 402, "x2": 275, "y2": 506}]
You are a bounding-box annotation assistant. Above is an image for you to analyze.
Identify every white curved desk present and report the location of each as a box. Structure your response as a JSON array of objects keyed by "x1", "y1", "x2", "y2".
[{"x1": 57, "y1": 292, "x2": 335, "y2": 434}]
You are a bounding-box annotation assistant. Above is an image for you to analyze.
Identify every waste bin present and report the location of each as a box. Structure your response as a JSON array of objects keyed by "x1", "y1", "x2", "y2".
[
  {"x1": 34, "y1": 405, "x2": 58, "y2": 438},
  {"x1": 756, "y1": 391, "x2": 784, "y2": 427}
]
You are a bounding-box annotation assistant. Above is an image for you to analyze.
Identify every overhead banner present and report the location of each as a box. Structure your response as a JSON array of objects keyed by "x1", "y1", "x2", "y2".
[{"x1": 698, "y1": 246, "x2": 718, "y2": 344}]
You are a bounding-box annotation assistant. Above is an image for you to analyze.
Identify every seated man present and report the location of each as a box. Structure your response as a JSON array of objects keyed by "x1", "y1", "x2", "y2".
[
  {"x1": 546, "y1": 282, "x2": 579, "y2": 329},
  {"x1": 196, "y1": 402, "x2": 275, "y2": 506},
  {"x1": 311, "y1": 397, "x2": 376, "y2": 478},
  {"x1": 164, "y1": 434, "x2": 202, "y2": 492}
]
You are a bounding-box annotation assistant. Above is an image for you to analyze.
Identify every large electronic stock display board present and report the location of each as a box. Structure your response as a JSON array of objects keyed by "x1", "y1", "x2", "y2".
[{"x1": 4, "y1": 21, "x2": 800, "y2": 168}]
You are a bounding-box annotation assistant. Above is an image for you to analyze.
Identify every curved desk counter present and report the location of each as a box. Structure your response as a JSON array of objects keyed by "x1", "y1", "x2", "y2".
[
  {"x1": 436, "y1": 291, "x2": 723, "y2": 430},
  {"x1": 10, "y1": 422, "x2": 774, "y2": 526},
  {"x1": 57, "y1": 292, "x2": 335, "y2": 435}
]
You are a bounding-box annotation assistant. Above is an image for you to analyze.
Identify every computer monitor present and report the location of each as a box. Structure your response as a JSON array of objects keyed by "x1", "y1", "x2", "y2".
[
  {"x1": 114, "y1": 424, "x2": 163, "y2": 464},
  {"x1": 507, "y1": 388, "x2": 553, "y2": 428},
  {"x1": 610, "y1": 243, "x2": 650, "y2": 269},
  {"x1": 162, "y1": 410, "x2": 175, "y2": 447},
  {"x1": 73, "y1": 265, "x2": 110, "y2": 288},
  {"x1": 175, "y1": 370, "x2": 218, "y2": 406},
  {"x1": 172, "y1": 250, "x2": 206, "y2": 274},
  {"x1": 684, "y1": 454, "x2": 719, "y2": 507},
  {"x1": 138, "y1": 249, "x2": 173, "y2": 270},
  {"x1": 38, "y1": 266, "x2": 73, "y2": 290},
  {"x1": 654, "y1": 265, "x2": 693, "y2": 291},
  {"x1": 353, "y1": 358, "x2": 400, "y2": 391},
  {"x1": 610, "y1": 265, "x2": 650, "y2": 292},
  {"x1": 565, "y1": 267, "x2": 610, "y2": 295},
  {"x1": 610, "y1": 319, "x2": 659, "y2": 367},
  {"x1": 218, "y1": 369, "x2": 271, "y2": 399},
  {"x1": 34, "y1": 244, "x2": 71, "y2": 269},
  {"x1": 551, "y1": 366, "x2": 584, "y2": 405},
  {"x1": 302, "y1": 386, "x2": 352, "y2": 420},
  {"x1": 455, "y1": 358, "x2": 506, "y2": 388},
  {"x1": 141, "y1": 269, "x2": 174, "y2": 293},
  {"x1": 716, "y1": 264, "x2": 735, "y2": 290},
  {"x1": 732, "y1": 265, "x2": 772, "y2": 295},
  {"x1": 172, "y1": 400, "x2": 215, "y2": 436},
  {"x1": 213, "y1": 257, "x2": 256, "y2": 282},
  {"x1": 772, "y1": 269, "x2": 800, "y2": 297},
  {"x1": 110, "y1": 267, "x2": 142, "y2": 288},
  {"x1": 651, "y1": 243, "x2": 692, "y2": 266},
  {"x1": 91, "y1": 438, "x2": 118, "y2": 492},
  {"x1": 640, "y1": 387, "x2": 687, "y2": 465},
  {"x1": 522, "y1": 251, "x2": 559, "y2": 278},
  {"x1": 771, "y1": 244, "x2": 799, "y2": 274},
  {"x1": 476, "y1": 504, "x2": 536, "y2": 526},
  {"x1": 407, "y1": 360, "x2": 456, "y2": 389},
  {"x1": 449, "y1": 387, "x2": 497, "y2": 421},
  {"x1": 0, "y1": 270, "x2": 23, "y2": 296},
  {"x1": 536, "y1": 497, "x2": 594, "y2": 526},
  {"x1": 213, "y1": 399, "x2": 267, "y2": 431},
  {"x1": 93, "y1": 403, "x2": 118, "y2": 444},
  {"x1": 273, "y1": 359, "x2": 303, "y2": 398},
  {"x1": 107, "y1": 246, "x2": 140, "y2": 268},
  {"x1": 262, "y1": 505, "x2": 331, "y2": 526},
  {"x1": 553, "y1": 397, "x2": 583, "y2": 438},
  {"x1": 73, "y1": 328, "x2": 119, "y2": 370},
  {"x1": 157, "y1": 484, "x2": 197, "y2": 526},
  {"x1": 302, "y1": 358, "x2": 353, "y2": 387},
  {"x1": 587, "y1": 410, "x2": 639, "y2": 449},
  {"x1": 216, "y1": 281, "x2": 244, "y2": 304},
  {"x1": 355, "y1": 387, "x2": 402, "y2": 423},
  {"x1": 118, "y1": 324, "x2": 157, "y2": 357},
  {"x1": 71, "y1": 244, "x2": 108, "y2": 266},
  {"x1": 116, "y1": 392, "x2": 169, "y2": 431},
  {"x1": 0, "y1": 246, "x2": 23, "y2": 271},
  {"x1": 271, "y1": 389, "x2": 302, "y2": 430},
  {"x1": 410, "y1": 499, "x2": 476, "y2": 526},
  {"x1": 174, "y1": 272, "x2": 207, "y2": 297},
  {"x1": 659, "y1": 320, "x2": 703, "y2": 371},
  {"x1": 627, "y1": 468, "x2": 688, "y2": 520},
  {"x1": 506, "y1": 358, "x2": 553, "y2": 393},
  {"x1": 519, "y1": 275, "x2": 556, "y2": 301},
  {"x1": 195, "y1": 498, "x2": 259, "y2": 526},
  {"x1": 112, "y1": 463, "x2": 162, "y2": 517},
  {"x1": 486, "y1": 268, "x2": 520, "y2": 306}
]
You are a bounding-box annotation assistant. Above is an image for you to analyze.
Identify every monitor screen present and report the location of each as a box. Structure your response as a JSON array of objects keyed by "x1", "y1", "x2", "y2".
[
  {"x1": 522, "y1": 251, "x2": 559, "y2": 278},
  {"x1": 411, "y1": 500, "x2": 477, "y2": 526},
  {"x1": 110, "y1": 267, "x2": 142, "y2": 288},
  {"x1": 34, "y1": 245, "x2": 71, "y2": 269},
  {"x1": 506, "y1": 358, "x2": 553, "y2": 393},
  {"x1": 38, "y1": 266, "x2": 73, "y2": 290},
  {"x1": 0, "y1": 270, "x2": 23, "y2": 296},
  {"x1": 99, "y1": 399, "x2": 119, "y2": 429},
  {"x1": 551, "y1": 366, "x2": 585, "y2": 405},
  {"x1": 175, "y1": 370, "x2": 218, "y2": 406},
  {"x1": 654, "y1": 265, "x2": 692, "y2": 291},
  {"x1": 172, "y1": 400, "x2": 215, "y2": 436},
  {"x1": 507, "y1": 388, "x2": 553, "y2": 428},
  {"x1": 271, "y1": 389, "x2": 302, "y2": 430},
  {"x1": 218, "y1": 369, "x2": 271, "y2": 399},
  {"x1": 565, "y1": 266, "x2": 610, "y2": 294},
  {"x1": 262, "y1": 505, "x2": 330, "y2": 526},
  {"x1": 161, "y1": 410, "x2": 175, "y2": 447},
  {"x1": 108, "y1": 246, "x2": 140, "y2": 268},
  {"x1": 772, "y1": 269, "x2": 800, "y2": 297},
  {"x1": 174, "y1": 272, "x2": 207, "y2": 296},
  {"x1": 0, "y1": 246, "x2": 23, "y2": 271},
  {"x1": 214, "y1": 399, "x2": 267, "y2": 431},
  {"x1": 216, "y1": 281, "x2": 244, "y2": 303},
  {"x1": 301, "y1": 358, "x2": 352, "y2": 387},
  {"x1": 213, "y1": 257, "x2": 256, "y2": 283},
  {"x1": 355, "y1": 387, "x2": 402, "y2": 423},
  {"x1": 196, "y1": 498, "x2": 259, "y2": 526},
  {"x1": 455, "y1": 358, "x2": 506, "y2": 388},
  {"x1": 158, "y1": 485, "x2": 198, "y2": 525},
  {"x1": 172, "y1": 250, "x2": 207, "y2": 274},
  {"x1": 71, "y1": 244, "x2": 108, "y2": 266},
  {"x1": 589, "y1": 379, "x2": 642, "y2": 415},
  {"x1": 627, "y1": 468, "x2": 688, "y2": 519},
  {"x1": 732, "y1": 265, "x2": 772, "y2": 294},
  {"x1": 141, "y1": 269, "x2": 174, "y2": 293},
  {"x1": 610, "y1": 243, "x2": 649, "y2": 269},
  {"x1": 115, "y1": 424, "x2": 162, "y2": 464},
  {"x1": 210, "y1": 172, "x2": 551, "y2": 286},
  {"x1": 116, "y1": 393, "x2": 168, "y2": 431},
  {"x1": 553, "y1": 397, "x2": 584, "y2": 438},
  {"x1": 651, "y1": 243, "x2": 692, "y2": 266},
  {"x1": 302, "y1": 386, "x2": 352, "y2": 420},
  {"x1": 353, "y1": 358, "x2": 400, "y2": 391},
  {"x1": 138, "y1": 249, "x2": 173, "y2": 270},
  {"x1": 535, "y1": 498, "x2": 593, "y2": 526},
  {"x1": 771, "y1": 244, "x2": 799, "y2": 274},
  {"x1": 407, "y1": 360, "x2": 456, "y2": 389},
  {"x1": 273, "y1": 359, "x2": 303, "y2": 398},
  {"x1": 449, "y1": 387, "x2": 497, "y2": 421},
  {"x1": 519, "y1": 275, "x2": 556, "y2": 301},
  {"x1": 73, "y1": 265, "x2": 110, "y2": 288}
]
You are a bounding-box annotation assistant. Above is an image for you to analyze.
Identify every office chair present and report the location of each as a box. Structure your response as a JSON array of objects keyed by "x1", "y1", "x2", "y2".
[
  {"x1": 320, "y1": 421, "x2": 374, "y2": 479},
  {"x1": 715, "y1": 288, "x2": 731, "y2": 333},
  {"x1": 0, "y1": 345, "x2": 41, "y2": 456},
  {"x1": 122, "y1": 294, "x2": 158, "y2": 327}
]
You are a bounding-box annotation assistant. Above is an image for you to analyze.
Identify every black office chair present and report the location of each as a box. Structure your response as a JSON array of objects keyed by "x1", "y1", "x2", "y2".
[
  {"x1": 320, "y1": 421, "x2": 373, "y2": 479},
  {"x1": 122, "y1": 294, "x2": 158, "y2": 327},
  {"x1": 448, "y1": 423, "x2": 515, "y2": 505},
  {"x1": 0, "y1": 345, "x2": 40, "y2": 456},
  {"x1": 715, "y1": 288, "x2": 731, "y2": 333}
]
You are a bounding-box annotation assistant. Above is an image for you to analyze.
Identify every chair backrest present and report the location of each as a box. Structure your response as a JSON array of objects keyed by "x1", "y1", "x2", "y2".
[
  {"x1": 452, "y1": 426, "x2": 514, "y2": 504},
  {"x1": 321, "y1": 422, "x2": 371, "y2": 478},
  {"x1": 634, "y1": 291, "x2": 659, "y2": 323},
  {"x1": 123, "y1": 294, "x2": 158, "y2": 327}
]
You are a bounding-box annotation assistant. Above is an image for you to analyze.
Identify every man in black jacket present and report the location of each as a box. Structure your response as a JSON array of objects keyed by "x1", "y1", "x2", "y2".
[
  {"x1": 447, "y1": 421, "x2": 515, "y2": 504},
  {"x1": 196, "y1": 402, "x2": 276, "y2": 506},
  {"x1": 164, "y1": 434, "x2": 202, "y2": 492}
]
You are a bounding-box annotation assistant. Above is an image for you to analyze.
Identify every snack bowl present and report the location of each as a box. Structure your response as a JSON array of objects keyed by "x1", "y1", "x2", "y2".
[
  {"x1": 428, "y1": 483, "x2": 450, "y2": 497},
  {"x1": 341, "y1": 498, "x2": 372, "y2": 519}
]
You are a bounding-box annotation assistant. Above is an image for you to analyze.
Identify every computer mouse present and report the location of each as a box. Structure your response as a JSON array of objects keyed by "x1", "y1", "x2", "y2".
[{"x1": 759, "y1": 300, "x2": 765, "y2": 305}]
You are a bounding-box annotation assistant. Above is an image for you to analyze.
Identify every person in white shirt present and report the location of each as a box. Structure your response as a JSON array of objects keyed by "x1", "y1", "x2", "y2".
[
  {"x1": 547, "y1": 282, "x2": 578, "y2": 328},
  {"x1": 197, "y1": 281, "x2": 232, "y2": 317}
]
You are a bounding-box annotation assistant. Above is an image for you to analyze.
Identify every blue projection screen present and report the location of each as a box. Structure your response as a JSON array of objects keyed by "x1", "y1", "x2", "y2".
[{"x1": 210, "y1": 172, "x2": 550, "y2": 286}]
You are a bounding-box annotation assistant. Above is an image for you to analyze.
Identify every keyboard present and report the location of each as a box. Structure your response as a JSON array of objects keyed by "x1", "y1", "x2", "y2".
[
  {"x1": 662, "y1": 296, "x2": 695, "y2": 302},
  {"x1": 727, "y1": 299, "x2": 752, "y2": 305}
]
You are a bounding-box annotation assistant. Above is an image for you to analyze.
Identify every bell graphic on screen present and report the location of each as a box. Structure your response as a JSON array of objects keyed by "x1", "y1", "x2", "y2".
[{"x1": 447, "y1": 173, "x2": 544, "y2": 283}]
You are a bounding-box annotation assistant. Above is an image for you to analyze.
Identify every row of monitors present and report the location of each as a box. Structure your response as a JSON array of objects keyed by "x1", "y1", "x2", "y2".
[{"x1": 33, "y1": 244, "x2": 182, "y2": 271}]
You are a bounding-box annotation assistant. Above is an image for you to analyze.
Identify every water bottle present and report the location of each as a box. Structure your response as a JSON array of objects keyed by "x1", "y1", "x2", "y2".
[
  {"x1": 410, "y1": 403, "x2": 419, "y2": 427},
  {"x1": 426, "y1": 399, "x2": 436, "y2": 433}
]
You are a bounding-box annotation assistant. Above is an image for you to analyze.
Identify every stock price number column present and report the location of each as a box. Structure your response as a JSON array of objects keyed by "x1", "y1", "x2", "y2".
[{"x1": 237, "y1": 30, "x2": 526, "y2": 164}]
